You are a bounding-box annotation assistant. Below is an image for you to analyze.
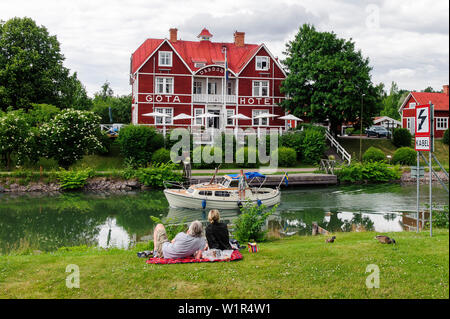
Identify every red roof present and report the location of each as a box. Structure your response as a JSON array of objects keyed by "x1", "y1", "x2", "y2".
[
  {"x1": 411, "y1": 91, "x2": 449, "y2": 111},
  {"x1": 131, "y1": 38, "x2": 260, "y2": 75},
  {"x1": 131, "y1": 38, "x2": 164, "y2": 76},
  {"x1": 198, "y1": 28, "x2": 213, "y2": 38}
]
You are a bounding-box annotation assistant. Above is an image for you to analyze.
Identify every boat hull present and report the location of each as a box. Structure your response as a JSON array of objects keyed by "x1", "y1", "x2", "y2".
[{"x1": 163, "y1": 189, "x2": 281, "y2": 209}]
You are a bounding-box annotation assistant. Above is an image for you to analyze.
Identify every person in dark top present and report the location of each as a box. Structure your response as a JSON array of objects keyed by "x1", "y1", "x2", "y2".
[{"x1": 205, "y1": 209, "x2": 232, "y2": 250}]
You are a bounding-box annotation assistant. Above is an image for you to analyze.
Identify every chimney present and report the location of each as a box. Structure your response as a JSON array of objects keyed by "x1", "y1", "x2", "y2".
[
  {"x1": 169, "y1": 28, "x2": 178, "y2": 42},
  {"x1": 443, "y1": 84, "x2": 449, "y2": 95},
  {"x1": 234, "y1": 31, "x2": 245, "y2": 47}
]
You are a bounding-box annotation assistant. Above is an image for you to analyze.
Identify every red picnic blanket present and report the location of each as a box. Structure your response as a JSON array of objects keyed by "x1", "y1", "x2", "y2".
[{"x1": 146, "y1": 250, "x2": 243, "y2": 264}]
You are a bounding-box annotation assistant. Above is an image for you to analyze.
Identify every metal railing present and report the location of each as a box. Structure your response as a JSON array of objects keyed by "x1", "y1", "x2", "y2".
[
  {"x1": 325, "y1": 130, "x2": 352, "y2": 164},
  {"x1": 193, "y1": 94, "x2": 236, "y2": 103}
]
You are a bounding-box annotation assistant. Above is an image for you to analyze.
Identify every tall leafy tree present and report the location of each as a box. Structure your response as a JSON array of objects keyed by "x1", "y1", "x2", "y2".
[
  {"x1": 380, "y1": 81, "x2": 409, "y2": 120},
  {"x1": 91, "y1": 81, "x2": 131, "y2": 123},
  {"x1": 0, "y1": 17, "x2": 90, "y2": 111},
  {"x1": 281, "y1": 24, "x2": 383, "y2": 135}
]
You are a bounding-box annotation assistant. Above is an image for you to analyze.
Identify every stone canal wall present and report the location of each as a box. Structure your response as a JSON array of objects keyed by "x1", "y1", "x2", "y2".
[{"x1": 1, "y1": 171, "x2": 447, "y2": 193}]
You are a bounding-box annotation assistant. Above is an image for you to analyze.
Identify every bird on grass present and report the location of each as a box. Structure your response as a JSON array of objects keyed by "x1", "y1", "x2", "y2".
[
  {"x1": 375, "y1": 235, "x2": 396, "y2": 245},
  {"x1": 325, "y1": 236, "x2": 336, "y2": 243}
]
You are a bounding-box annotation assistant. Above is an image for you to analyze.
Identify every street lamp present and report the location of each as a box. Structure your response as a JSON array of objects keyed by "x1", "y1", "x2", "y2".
[{"x1": 359, "y1": 93, "x2": 365, "y2": 162}]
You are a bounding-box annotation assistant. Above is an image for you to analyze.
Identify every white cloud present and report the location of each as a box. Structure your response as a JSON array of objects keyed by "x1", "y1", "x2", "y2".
[{"x1": 1, "y1": 0, "x2": 448, "y2": 96}]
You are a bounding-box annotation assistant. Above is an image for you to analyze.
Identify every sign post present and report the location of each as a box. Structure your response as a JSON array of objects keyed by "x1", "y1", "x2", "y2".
[{"x1": 414, "y1": 103, "x2": 433, "y2": 236}]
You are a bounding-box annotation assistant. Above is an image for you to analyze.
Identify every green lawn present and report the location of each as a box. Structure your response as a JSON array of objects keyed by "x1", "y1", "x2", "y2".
[{"x1": 1, "y1": 229, "x2": 448, "y2": 299}]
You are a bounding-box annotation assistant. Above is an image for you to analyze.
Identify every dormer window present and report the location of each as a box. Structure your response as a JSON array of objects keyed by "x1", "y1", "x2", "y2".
[
  {"x1": 256, "y1": 56, "x2": 269, "y2": 71},
  {"x1": 159, "y1": 51, "x2": 172, "y2": 67},
  {"x1": 194, "y1": 62, "x2": 206, "y2": 68}
]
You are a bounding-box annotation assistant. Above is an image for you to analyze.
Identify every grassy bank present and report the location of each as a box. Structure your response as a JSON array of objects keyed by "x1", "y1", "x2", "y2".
[{"x1": 1, "y1": 229, "x2": 448, "y2": 299}]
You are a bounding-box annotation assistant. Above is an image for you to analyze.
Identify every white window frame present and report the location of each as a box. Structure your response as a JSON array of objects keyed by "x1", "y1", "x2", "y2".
[
  {"x1": 255, "y1": 56, "x2": 270, "y2": 71},
  {"x1": 227, "y1": 81, "x2": 233, "y2": 95},
  {"x1": 252, "y1": 109, "x2": 269, "y2": 127},
  {"x1": 154, "y1": 107, "x2": 173, "y2": 125},
  {"x1": 155, "y1": 77, "x2": 174, "y2": 94},
  {"x1": 436, "y1": 117, "x2": 448, "y2": 130},
  {"x1": 208, "y1": 82, "x2": 217, "y2": 95},
  {"x1": 193, "y1": 81, "x2": 202, "y2": 94},
  {"x1": 226, "y1": 109, "x2": 235, "y2": 126},
  {"x1": 409, "y1": 102, "x2": 416, "y2": 109},
  {"x1": 194, "y1": 108, "x2": 204, "y2": 126},
  {"x1": 252, "y1": 81, "x2": 269, "y2": 97},
  {"x1": 158, "y1": 51, "x2": 173, "y2": 67}
]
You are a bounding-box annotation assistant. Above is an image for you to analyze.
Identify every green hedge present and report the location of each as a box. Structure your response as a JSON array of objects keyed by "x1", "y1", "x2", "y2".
[
  {"x1": 272, "y1": 147, "x2": 297, "y2": 167},
  {"x1": 117, "y1": 125, "x2": 164, "y2": 166},
  {"x1": 362, "y1": 146, "x2": 385, "y2": 162},
  {"x1": 443, "y1": 129, "x2": 449, "y2": 145},
  {"x1": 392, "y1": 128, "x2": 412, "y2": 147},
  {"x1": 192, "y1": 146, "x2": 222, "y2": 169},
  {"x1": 235, "y1": 146, "x2": 259, "y2": 168},
  {"x1": 392, "y1": 147, "x2": 416, "y2": 165}
]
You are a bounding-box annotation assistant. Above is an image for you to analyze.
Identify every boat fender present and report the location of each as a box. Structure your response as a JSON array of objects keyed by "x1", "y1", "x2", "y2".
[
  {"x1": 237, "y1": 201, "x2": 243, "y2": 209},
  {"x1": 257, "y1": 199, "x2": 262, "y2": 207},
  {"x1": 202, "y1": 199, "x2": 206, "y2": 209}
]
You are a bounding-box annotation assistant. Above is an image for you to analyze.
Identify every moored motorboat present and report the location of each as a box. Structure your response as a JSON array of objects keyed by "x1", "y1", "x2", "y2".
[{"x1": 163, "y1": 171, "x2": 281, "y2": 209}]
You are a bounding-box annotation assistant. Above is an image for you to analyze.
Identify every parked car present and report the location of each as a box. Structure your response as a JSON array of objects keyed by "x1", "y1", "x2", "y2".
[{"x1": 365, "y1": 126, "x2": 391, "y2": 138}]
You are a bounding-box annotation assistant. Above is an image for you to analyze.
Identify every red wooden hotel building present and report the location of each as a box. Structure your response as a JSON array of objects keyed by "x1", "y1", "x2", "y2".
[{"x1": 130, "y1": 28, "x2": 288, "y2": 133}]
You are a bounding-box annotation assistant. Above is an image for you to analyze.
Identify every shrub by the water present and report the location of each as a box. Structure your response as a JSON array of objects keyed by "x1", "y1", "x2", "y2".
[
  {"x1": 233, "y1": 202, "x2": 277, "y2": 243},
  {"x1": 133, "y1": 163, "x2": 182, "y2": 188},
  {"x1": 443, "y1": 129, "x2": 449, "y2": 145},
  {"x1": 300, "y1": 128, "x2": 326, "y2": 164},
  {"x1": 392, "y1": 128, "x2": 412, "y2": 147},
  {"x1": 336, "y1": 161, "x2": 402, "y2": 183},
  {"x1": 117, "y1": 125, "x2": 163, "y2": 166},
  {"x1": 362, "y1": 146, "x2": 385, "y2": 162},
  {"x1": 56, "y1": 169, "x2": 94, "y2": 190},
  {"x1": 151, "y1": 148, "x2": 171, "y2": 164},
  {"x1": 272, "y1": 147, "x2": 297, "y2": 167},
  {"x1": 392, "y1": 147, "x2": 416, "y2": 165}
]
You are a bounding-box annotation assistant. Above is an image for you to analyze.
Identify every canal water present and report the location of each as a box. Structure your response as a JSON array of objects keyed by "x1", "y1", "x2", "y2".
[{"x1": 0, "y1": 184, "x2": 448, "y2": 254}]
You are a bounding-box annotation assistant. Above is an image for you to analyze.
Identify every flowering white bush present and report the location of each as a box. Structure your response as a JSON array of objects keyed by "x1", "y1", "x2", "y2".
[
  {"x1": 40, "y1": 109, "x2": 103, "y2": 168},
  {"x1": 0, "y1": 111, "x2": 37, "y2": 168}
]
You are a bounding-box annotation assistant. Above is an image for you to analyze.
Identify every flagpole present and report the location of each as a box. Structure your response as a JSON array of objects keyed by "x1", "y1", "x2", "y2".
[{"x1": 222, "y1": 46, "x2": 227, "y2": 132}]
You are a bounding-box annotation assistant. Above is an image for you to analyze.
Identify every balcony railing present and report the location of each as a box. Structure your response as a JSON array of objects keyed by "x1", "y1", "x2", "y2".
[{"x1": 193, "y1": 94, "x2": 236, "y2": 103}]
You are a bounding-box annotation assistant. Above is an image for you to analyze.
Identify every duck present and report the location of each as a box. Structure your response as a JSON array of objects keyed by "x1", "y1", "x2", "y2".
[
  {"x1": 326, "y1": 236, "x2": 336, "y2": 243},
  {"x1": 375, "y1": 235, "x2": 396, "y2": 245}
]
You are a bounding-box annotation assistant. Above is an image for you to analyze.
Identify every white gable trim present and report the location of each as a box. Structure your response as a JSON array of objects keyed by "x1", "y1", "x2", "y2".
[
  {"x1": 237, "y1": 44, "x2": 287, "y2": 77},
  {"x1": 398, "y1": 92, "x2": 419, "y2": 114},
  {"x1": 133, "y1": 39, "x2": 193, "y2": 76}
]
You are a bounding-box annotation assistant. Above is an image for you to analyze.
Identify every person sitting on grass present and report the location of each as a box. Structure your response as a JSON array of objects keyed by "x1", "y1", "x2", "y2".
[
  {"x1": 153, "y1": 220, "x2": 207, "y2": 259},
  {"x1": 205, "y1": 209, "x2": 232, "y2": 250}
]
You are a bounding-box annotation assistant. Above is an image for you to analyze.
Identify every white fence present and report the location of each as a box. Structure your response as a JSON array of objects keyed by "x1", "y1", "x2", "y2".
[{"x1": 325, "y1": 130, "x2": 352, "y2": 164}]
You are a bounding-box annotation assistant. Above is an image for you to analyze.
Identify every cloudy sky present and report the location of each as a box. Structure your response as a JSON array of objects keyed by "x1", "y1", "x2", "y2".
[{"x1": 1, "y1": 0, "x2": 448, "y2": 96}]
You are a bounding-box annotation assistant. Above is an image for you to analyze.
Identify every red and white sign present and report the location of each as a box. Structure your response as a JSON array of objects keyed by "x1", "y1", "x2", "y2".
[{"x1": 415, "y1": 104, "x2": 431, "y2": 151}]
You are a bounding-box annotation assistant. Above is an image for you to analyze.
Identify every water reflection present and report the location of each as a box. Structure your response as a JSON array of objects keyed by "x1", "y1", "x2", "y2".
[{"x1": 0, "y1": 184, "x2": 448, "y2": 254}]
